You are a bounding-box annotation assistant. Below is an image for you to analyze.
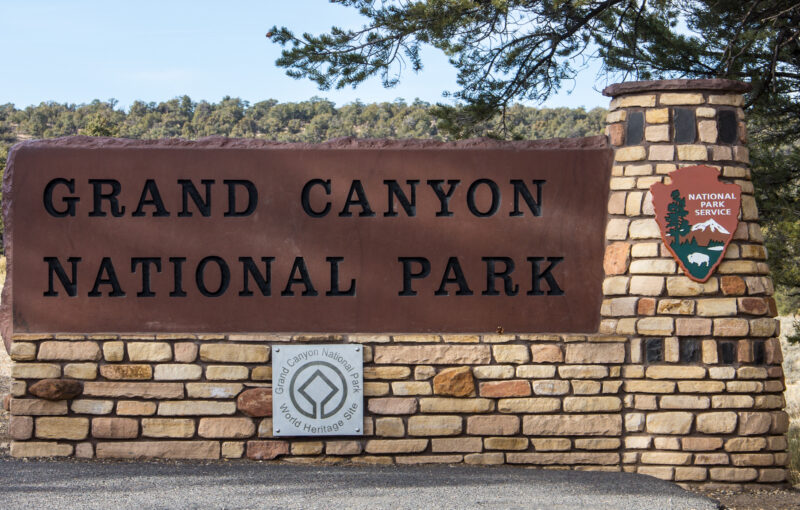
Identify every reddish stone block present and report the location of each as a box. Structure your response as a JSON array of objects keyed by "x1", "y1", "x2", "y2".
[
  {"x1": 720, "y1": 276, "x2": 746, "y2": 296},
  {"x1": 530, "y1": 345, "x2": 563, "y2": 363},
  {"x1": 738, "y1": 298, "x2": 768, "y2": 315},
  {"x1": 433, "y1": 367, "x2": 475, "y2": 397},
  {"x1": 368, "y1": 397, "x2": 418, "y2": 415},
  {"x1": 236, "y1": 388, "x2": 273, "y2": 417},
  {"x1": 608, "y1": 123, "x2": 625, "y2": 146},
  {"x1": 603, "y1": 242, "x2": 630, "y2": 276},
  {"x1": 479, "y1": 380, "x2": 531, "y2": 398},
  {"x1": 246, "y1": 440, "x2": 289, "y2": 460},
  {"x1": 637, "y1": 298, "x2": 656, "y2": 316},
  {"x1": 28, "y1": 379, "x2": 83, "y2": 401}
]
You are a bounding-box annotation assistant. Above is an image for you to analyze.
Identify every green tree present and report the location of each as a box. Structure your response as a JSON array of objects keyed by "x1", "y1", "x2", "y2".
[{"x1": 665, "y1": 190, "x2": 691, "y2": 244}]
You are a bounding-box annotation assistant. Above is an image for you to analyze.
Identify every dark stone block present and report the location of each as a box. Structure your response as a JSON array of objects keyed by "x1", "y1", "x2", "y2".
[
  {"x1": 718, "y1": 110, "x2": 738, "y2": 144},
  {"x1": 625, "y1": 111, "x2": 644, "y2": 146},
  {"x1": 28, "y1": 379, "x2": 83, "y2": 400},
  {"x1": 673, "y1": 108, "x2": 696, "y2": 143},
  {"x1": 752, "y1": 340, "x2": 766, "y2": 365},
  {"x1": 679, "y1": 339, "x2": 700, "y2": 363},
  {"x1": 645, "y1": 338, "x2": 664, "y2": 363},
  {"x1": 718, "y1": 341, "x2": 736, "y2": 364}
]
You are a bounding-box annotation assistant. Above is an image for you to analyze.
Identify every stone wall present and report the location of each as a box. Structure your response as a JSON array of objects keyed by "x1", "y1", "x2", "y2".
[{"x1": 5, "y1": 79, "x2": 789, "y2": 488}]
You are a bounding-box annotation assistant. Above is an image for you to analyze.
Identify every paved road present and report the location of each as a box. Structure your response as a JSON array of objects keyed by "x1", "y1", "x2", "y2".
[{"x1": 0, "y1": 459, "x2": 719, "y2": 510}]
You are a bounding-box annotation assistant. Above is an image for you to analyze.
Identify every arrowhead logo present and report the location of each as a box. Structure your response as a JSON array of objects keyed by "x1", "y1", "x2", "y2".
[{"x1": 651, "y1": 165, "x2": 741, "y2": 282}]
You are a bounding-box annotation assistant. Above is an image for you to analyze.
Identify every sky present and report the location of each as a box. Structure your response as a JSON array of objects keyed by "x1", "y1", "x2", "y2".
[{"x1": 1, "y1": 0, "x2": 608, "y2": 110}]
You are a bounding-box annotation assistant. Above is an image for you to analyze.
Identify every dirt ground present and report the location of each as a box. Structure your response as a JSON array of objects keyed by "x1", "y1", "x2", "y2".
[{"x1": 0, "y1": 323, "x2": 797, "y2": 509}]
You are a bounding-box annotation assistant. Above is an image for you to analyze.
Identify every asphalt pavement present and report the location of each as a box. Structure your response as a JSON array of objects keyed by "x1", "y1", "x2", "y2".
[{"x1": 0, "y1": 458, "x2": 720, "y2": 510}]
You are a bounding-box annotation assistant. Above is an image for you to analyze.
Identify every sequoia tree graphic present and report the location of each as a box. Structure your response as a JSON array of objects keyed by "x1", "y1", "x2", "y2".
[{"x1": 665, "y1": 190, "x2": 690, "y2": 244}]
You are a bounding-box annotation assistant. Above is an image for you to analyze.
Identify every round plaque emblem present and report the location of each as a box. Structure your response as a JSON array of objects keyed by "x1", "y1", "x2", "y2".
[{"x1": 288, "y1": 361, "x2": 349, "y2": 419}]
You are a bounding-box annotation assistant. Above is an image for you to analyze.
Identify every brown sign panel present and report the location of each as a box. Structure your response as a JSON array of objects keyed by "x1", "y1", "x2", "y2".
[
  {"x1": 2, "y1": 137, "x2": 611, "y2": 337},
  {"x1": 651, "y1": 165, "x2": 741, "y2": 282}
]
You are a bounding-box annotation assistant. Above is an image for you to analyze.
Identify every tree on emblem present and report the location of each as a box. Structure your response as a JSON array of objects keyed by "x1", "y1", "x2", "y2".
[{"x1": 665, "y1": 190, "x2": 690, "y2": 244}]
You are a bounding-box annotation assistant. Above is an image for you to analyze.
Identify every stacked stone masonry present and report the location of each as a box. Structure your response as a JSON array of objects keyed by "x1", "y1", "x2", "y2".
[{"x1": 6, "y1": 80, "x2": 788, "y2": 488}]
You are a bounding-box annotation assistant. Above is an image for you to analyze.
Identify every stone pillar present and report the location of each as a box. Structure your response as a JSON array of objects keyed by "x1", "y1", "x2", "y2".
[{"x1": 602, "y1": 79, "x2": 789, "y2": 487}]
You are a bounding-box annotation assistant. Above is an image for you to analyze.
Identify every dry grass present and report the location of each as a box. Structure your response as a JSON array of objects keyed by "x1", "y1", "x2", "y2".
[{"x1": 781, "y1": 317, "x2": 800, "y2": 486}]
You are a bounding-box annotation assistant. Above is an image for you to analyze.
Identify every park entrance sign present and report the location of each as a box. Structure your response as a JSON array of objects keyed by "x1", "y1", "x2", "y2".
[
  {"x1": 2, "y1": 80, "x2": 791, "y2": 487},
  {"x1": 3, "y1": 137, "x2": 610, "y2": 334}
]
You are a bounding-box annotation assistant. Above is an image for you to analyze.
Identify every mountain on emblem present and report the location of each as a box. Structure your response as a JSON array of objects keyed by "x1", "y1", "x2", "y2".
[
  {"x1": 691, "y1": 218, "x2": 730, "y2": 234},
  {"x1": 650, "y1": 165, "x2": 742, "y2": 282}
]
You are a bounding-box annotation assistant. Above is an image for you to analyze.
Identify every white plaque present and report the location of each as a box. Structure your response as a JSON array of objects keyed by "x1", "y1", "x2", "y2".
[{"x1": 272, "y1": 344, "x2": 363, "y2": 436}]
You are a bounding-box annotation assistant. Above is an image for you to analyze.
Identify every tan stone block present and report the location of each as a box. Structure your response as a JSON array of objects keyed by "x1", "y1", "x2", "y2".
[
  {"x1": 754, "y1": 395, "x2": 784, "y2": 410},
  {"x1": 709, "y1": 467, "x2": 758, "y2": 482},
  {"x1": 206, "y1": 365, "x2": 249, "y2": 380},
  {"x1": 648, "y1": 145, "x2": 675, "y2": 161},
  {"x1": 475, "y1": 365, "x2": 516, "y2": 379},
  {"x1": 758, "y1": 469, "x2": 787, "y2": 483},
  {"x1": 375, "y1": 417, "x2": 404, "y2": 437},
  {"x1": 608, "y1": 191, "x2": 627, "y2": 215},
  {"x1": 666, "y1": 277, "x2": 704, "y2": 296},
  {"x1": 624, "y1": 380, "x2": 675, "y2": 393},
  {"x1": 183, "y1": 383, "x2": 242, "y2": 399},
  {"x1": 10, "y1": 398, "x2": 68, "y2": 416},
  {"x1": 10, "y1": 342, "x2": 37, "y2": 361},
  {"x1": 368, "y1": 397, "x2": 417, "y2": 415},
  {"x1": 116, "y1": 401, "x2": 156, "y2": 416},
  {"x1": 497, "y1": 398, "x2": 560, "y2": 413},
  {"x1": 645, "y1": 108, "x2": 669, "y2": 123},
  {"x1": 607, "y1": 110, "x2": 627, "y2": 123},
  {"x1": 698, "y1": 120, "x2": 718, "y2": 143},
  {"x1": 463, "y1": 452, "x2": 504, "y2": 465},
  {"x1": 565, "y1": 343, "x2": 624, "y2": 364},
  {"x1": 677, "y1": 145, "x2": 708, "y2": 161},
  {"x1": 738, "y1": 412, "x2": 771, "y2": 435},
  {"x1": 682, "y1": 437, "x2": 724, "y2": 451},
  {"x1": 726, "y1": 380, "x2": 763, "y2": 393},
  {"x1": 364, "y1": 366, "x2": 412, "y2": 380},
  {"x1": 660, "y1": 395, "x2": 710, "y2": 409},
  {"x1": 127, "y1": 342, "x2": 172, "y2": 362},
  {"x1": 141, "y1": 418, "x2": 195, "y2": 438},
  {"x1": 719, "y1": 259, "x2": 759, "y2": 274},
  {"x1": 492, "y1": 345, "x2": 529, "y2": 364},
  {"x1": 574, "y1": 380, "x2": 602, "y2": 395},
  {"x1": 563, "y1": 397, "x2": 621, "y2": 413},
  {"x1": 696, "y1": 412, "x2": 738, "y2": 434},
  {"x1": 523, "y1": 414, "x2": 621, "y2": 436},
  {"x1": 637, "y1": 317, "x2": 674, "y2": 336},
  {"x1": 388, "y1": 381, "x2": 429, "y2": 396},
  {"x1": 92, "y1": 417, "x2": 138, "y2": 439},
  {"x1": 657, "y1": 299, "x2": 695, "y2": 315},
  {"x1": 641, "y1": 451, "x2": 692, "y2": 465},
  {"x1": 11, "y1": 442, "x2": 73, "y2": 458},
  {"x1": 483, "y1": 437, "x2": 527, "y2": 451},
  {"x1": 12, "y1": 363, "x2": 61, "y2": 380},
  {"x1": 574, "y1": 438, "x2": 621, "y2": 450},
  {"x1": 157, "y1": 400, "x2": 236, "y2": 416},
  {"x1": 629, "y1": 260, "x2": 676, "y2": 275},
  {"x1": 615, "y1": 146, "x2": 646, "y2": 162},
  {"x1": 99, "y1": 364, "x2": 152, "y2": 380},
  {"x1": 407, "y1": 415, "x2": 462, "y2": 436},
  {"x1": 709, "y1": 95, "x2": 744, "y2": 106},
  {"x1": 364, "y1": 382, "x2": 389, "y2": 396},
  {"x1": 424, "y1": 437, "x2": 481, "y2": 454},
  {"x1": 557, "y1": 365, "x2": 608, "y2": 379},
  {"x1": 636, "y1": 176, "x2": 662, "y2": 189},
  {"x1": 152, "y1": 364, "x2": 202, "y2": 381},
  {"x1": 601, "y1": 297, "x2": 637, "y2": 317},
  {"x1": 418, "y1": 398, "x2": 493, "y2": 414},
  {"x1": 711, "y1": 145, "x2": 732, "y2": 161},
  {"x1": 102, "y1": 342, "x2": 124, "y2": 362},
  {"x1": 616, "y1": 94, "x2": 656, "y2": 108},
  {"x1": 58, "y1": 363, "x2": 96, "y2": 381},
  {"x1": 365, "y1": 439, "x2": 428, "y2": 454},
  {"x1": 730, "y1": 453, "x2": 774, "y2": 467},
  {"x1": 466, "y1": 415, "x2": 519, "y2": 436},
  {"x1": 220, "y1": 441, "x2": 245, "y2": 459},
  {"x1": 319, "y1": 441, "x2": 361, "y2": 456},
  {"x1": 70, "y1": 399, "x2": 114, "y2": 415},
  {"x1": 628, "y1": 276, "x2": 664, "y2": 297},
  {"x1": 172, "y1": 342, "x2": 198, "y2": 362},
  {"x1": 624, "y1": 165, "x2": 653, "y2": 177},
  {"x1": 530, "y1": 438, "x2": 571, "y2": 451},
  {"x1": 631, "y1": 243, "x2": 658, "y2": 258},
  {"x1": 9, "y1": 415, "x2": 33, "y2": 440},
  {"x1": 507, "y1": 451, "x2": 619, "y2": 465},
  {"x1": 749, "y1": 318, "x2": 777, "y2": 337},
  {"x1": 713, "y1": 318, "x2": 749, "y2": 336},
  {"x1": 610, "y1": 177, "x2": 636, "y2": 190},
  {"x1": 646, "y1": 412, "x2": 693, "y2": 434},
  {"x1": 675, "y1": 467, "x2": 708, "y2": 482},
  {"x1": 696, "y1": 298, "x2": 737, "y2": 316},
  {"x1": 645, "y1": 125, "x2": 669, "y2": 142},
  {"x1": 694, "y1": 106, "x2": 715, "y2": 118},
  {"x1": 530, "y1": 344, "x2": 563, "y2": 363},
  {"x1": 198, "y1": 417, "x2": 255, "y2": 438},
  {"x1": 83, "y1": 382, "x2": 183, "y2": 399},
  {"x1": 531, "y1": 380, "x2": 570, "y2": 396},
  {"x1": 38, "y1": 341, "x2": 101, "y2": 361},
  {"x1": 374, "y1": 345, "x2": 490, "y2": 365},
  {"x1": 725, "y1": 437, "x2": 767, "y2": 452},
  {"x1": 660, "y1": 93, "x2": 704, "y2": 105},
  {"x1": 199, "y1": 344, "x2": 268, "y2": 363},
  {"x1": 605, "y1": 219, "x2": 630, "y2": 241},
  {"x1": 677, "y1": 381, "x2": 725, "y2": 393},
  {"x1": 414, "y1": 366, "x2": 436, "y2": 380},
  {"x1": 97, "y1": 441, "x2": 219, "y2": 460},
  {"x1": 36, "y1": 417, "x2": 89, "y2": 440},
  {"x1": 673, "y1": 318, "x2": 711, "y2": 336},
  {"x1": 645, "y1": 365, "x2": 706, "y2": 380}
]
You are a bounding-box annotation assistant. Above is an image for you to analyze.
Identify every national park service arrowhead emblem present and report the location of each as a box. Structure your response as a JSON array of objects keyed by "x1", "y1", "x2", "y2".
[{"x1": 651, "y1": 165, "x2": 741, "y2": 282}]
